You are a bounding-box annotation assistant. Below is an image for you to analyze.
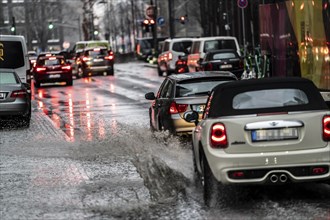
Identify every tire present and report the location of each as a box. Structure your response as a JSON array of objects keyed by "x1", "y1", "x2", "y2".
[
  {"x1": 157, "y1": 65, "x2": 163, "y2": 76},
  {"x1": 202, "y1": 152, "x2": 220, "y2": 207},
  {"x1": 108, "y1": 69, "x2": 114, "y2": 76},
  {"x1": 20, "y1": 104, "x2": 31, "y2": 128}
]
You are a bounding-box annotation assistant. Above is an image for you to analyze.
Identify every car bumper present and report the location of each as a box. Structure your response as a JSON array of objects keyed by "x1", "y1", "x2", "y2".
[
  {"x1": 34, "y1": 73, "x2": 72, "y2": 83},
  {"x1": 171, "y1": 114, "x2": 196, "y2": 134},
  {"x1": 205, "y1": 145, "x2": 330, "y2": 184},
  {"x1": 0, "y1": 101, "x2": 29, "y2": 117}
]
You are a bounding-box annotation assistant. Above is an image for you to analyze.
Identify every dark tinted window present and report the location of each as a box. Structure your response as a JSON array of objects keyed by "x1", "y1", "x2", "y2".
[
  {"x1": 87, "y1": 49, "x2": 108, "y2": 57},
  {"x1": 0, "y1": 41, "x2": 25, "y2": 69},
  {"x1": 37, "y1": 57, "x2": 65, "y2": 66},
  {"x1": 203, "y1": 40, "x2": 237, "y2": 53}
]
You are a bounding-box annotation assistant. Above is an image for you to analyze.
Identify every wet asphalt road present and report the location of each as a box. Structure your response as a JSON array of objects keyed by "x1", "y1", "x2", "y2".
[{"x1": 0, "y1": 61, "x2": 329, "y2": 219}]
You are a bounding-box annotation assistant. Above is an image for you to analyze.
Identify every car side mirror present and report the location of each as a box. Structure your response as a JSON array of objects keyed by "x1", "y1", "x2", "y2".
[
  {"x1": 183, "y1": 111, "x2": 199, "y2": 125},
  {"x1": 145, "y1": 92, "x2": 156, "y2": 100}
]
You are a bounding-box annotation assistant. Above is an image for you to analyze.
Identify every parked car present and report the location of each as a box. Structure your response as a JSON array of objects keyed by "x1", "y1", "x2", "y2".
[
  {"x1": 157, "y1": 38, "x2": 194, "y2": 76},
  {"x1": 0, "y1": 35, "x2": 31, "y2": 84},
  {"x1": 187, "y1": 36, "x2": 241, "y2": 73},
  {"x1": 145, "y1": 71, "x2": 237, "y2": 135},
  {"x1": 32, "y1": 54, "x2": 73, "y2": 87},
  {"x1": 0, "y1": 69, "x2": 31, "y2": 127},
  {"x1": 200, "y1": 49, "x2": 244, "y2": 79},
  {"x1": 75, "y1": 47, "x2": 114, "y2": 77},
  {"x1": 183, "y1": 77, "x2": 330, "y2": 207}
]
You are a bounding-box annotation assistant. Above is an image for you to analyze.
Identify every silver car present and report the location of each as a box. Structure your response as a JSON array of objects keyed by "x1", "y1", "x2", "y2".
[
  {"x1": 184, "y1": 77, "x2": 330, "y2": 207},
  {"x1": 0, "y1": 69, "x2": 31, "y2": 127}
]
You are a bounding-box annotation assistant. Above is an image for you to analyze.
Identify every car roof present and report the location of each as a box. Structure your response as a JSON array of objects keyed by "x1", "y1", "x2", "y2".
[
  {"x1": 168, "y1": 71, "x2": 237, "y2": 82},
  {"x1": 208, "y1": 77, "x2": 328, "y2": 117}
]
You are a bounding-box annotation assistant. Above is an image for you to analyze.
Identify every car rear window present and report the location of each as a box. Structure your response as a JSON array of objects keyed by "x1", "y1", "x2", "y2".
[
  {"x1": 176, "y1": 78, "x2": 234, "y2": 97},
  {"x1": 204, "y1": 40, "x2": 237, "y2": 53},
  {"x1": 38, "y1": 58, "x2": 65, "y2": 66},
  {"x1": 0, "y1": 72, "x2": 19, "y2": 84},
  {"x1": 0, "y1": 41, "x2": 25, "y2": 69},
  {"x1": 87, "y1": 49, "x2": 107, "y2": 57},
  {"x1": 172, "y1": 41, "x2": 192, "y2": 53},
  {"x1": 212, "y1": 52, "x2": 237, "y2": 60},
  {"x1": 233, "y1": 89, "x2": 309, "y2": 109}
]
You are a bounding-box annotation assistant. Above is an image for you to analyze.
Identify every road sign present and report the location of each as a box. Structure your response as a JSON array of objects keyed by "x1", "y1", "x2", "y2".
[
  {"x1": 237, "y1": 0, "x2": 248, "y2": 9},
  {"x1": 157, "y1": 17, "x2": 165, "y2": 26}
]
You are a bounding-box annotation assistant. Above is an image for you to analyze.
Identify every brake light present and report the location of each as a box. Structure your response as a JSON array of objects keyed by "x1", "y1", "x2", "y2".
[
  {"x1": 137, "y1": 44, "x2": 141, "y2": 54},
  {"x1": 323, "y1": 116, "x2": 330, "y2": 141},
  {"x1": 61, "y1": 65, "x2": 71, "y2": 70},
  {"x1": 36, "y1": 67, "x2": 46, "y2": 72},
  {"x1": 210, "y1": 123, "x2": 228, "y2": 148},
  {"x1": 10, "y1": 90, "x2": 27, "y2": 98},
  {"x1": 169, "y1": 102, "x2": 188, "y2": 114},
  {"x1": 105, "y1": 55, "x2": 114, "y2": 60}
]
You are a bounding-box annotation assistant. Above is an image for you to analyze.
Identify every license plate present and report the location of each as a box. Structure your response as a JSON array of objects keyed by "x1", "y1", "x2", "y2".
[
  {"x1": 94, "y1": 58, "x2": 103, "y2": 62},
  {"x1": 220, "y1": 64, "x2": 232, "y2": 69},
  {"x1": 49, "y1": 74, "x2": 61, "y2": 78},
  {"x1": 0, "y1": 92, "x2": 5, "y2": 99},
  {"x1": 251, "y1": 128, "x2": 298, "y2": 142}
]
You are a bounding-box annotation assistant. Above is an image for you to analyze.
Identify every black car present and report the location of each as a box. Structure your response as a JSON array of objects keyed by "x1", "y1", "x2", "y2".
[
  {"x1": 32, "y1": 54, "x2": 73, "y2": 87},
  {"x1": 200, "y1": 49, "x2": 244, "y2": 79},
  {"x1": 145, "y1": 71, "x2": 237, "y2": 135},
  {"x1": 76, "y1": 47, "x2": 114, "y2": 77}
]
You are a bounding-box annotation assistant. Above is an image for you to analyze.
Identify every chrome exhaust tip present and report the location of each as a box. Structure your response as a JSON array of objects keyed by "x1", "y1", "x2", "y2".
[
  {"x1": 279, "y1": 174, "x2": 288, "y2": 183},
  {"x1": 270, "y1": 174, "x2": 278, "y2": 183}
]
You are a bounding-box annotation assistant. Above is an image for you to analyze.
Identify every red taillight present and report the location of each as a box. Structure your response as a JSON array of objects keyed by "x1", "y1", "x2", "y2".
[
  {"x1": 10, "y1": 90, "x2": 27, "y2": 98},
  {"x1": 323, "y1": 116, "x2": 330, "y2": 141},
  {"x1": 169, "y1": 102, "x2": 188, "y2": 114},
  {"x1": 61, "y1": 65, "x2": 71, "y2": 70},
  {"x1": 210, "y1": 123, "x2": 228, "y2": 148},
  {"x1": 312, "y1": 167, "x2": 327, "y2": 175},
  {"x1": 36, "y1": 67, "x2": 46, "y2": 72},
  {"x1": 105, "y1": 55, "x2": 114, "y2": 60}
]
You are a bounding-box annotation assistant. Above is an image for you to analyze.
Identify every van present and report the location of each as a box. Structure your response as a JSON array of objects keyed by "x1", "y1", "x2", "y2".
[
  {"x1": 187, "y1": 36, "x2": 241, "y2": 72},
  {"x1": 0, "y1": 35, "x2": 30, "y2": 83},
  {"x1": 157, "y1": 38, "x2": 194, "y2": 76}
]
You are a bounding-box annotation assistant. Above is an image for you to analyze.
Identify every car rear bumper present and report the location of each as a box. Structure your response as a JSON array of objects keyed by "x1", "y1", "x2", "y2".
[
  {"x1": 171, "y1": 114, "x2": 196, "y2": 134},
  {"x1": 0, "y1": 102, "x2": 29, "y2": 116},
  {"x1": 34, "y1": 73, "x2": 72, "y2": 83},
  {"x1": 205, "y1": 145, "x2": 330, "y2": 184}
]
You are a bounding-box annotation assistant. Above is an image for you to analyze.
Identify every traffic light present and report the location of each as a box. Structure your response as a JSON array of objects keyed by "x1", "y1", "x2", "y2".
[
  {"x1": 179, "y1": 15, "x2": 187, "y2": 24},
  {"x1": 48, "y1": 22, "x2": 54, "y2": 30},
  {"x1": 142, "y1": 19, "x2": 155, "y2": 32},
  {"x1": 10, "y1": 16, "x2": 16, "y2": 34}
]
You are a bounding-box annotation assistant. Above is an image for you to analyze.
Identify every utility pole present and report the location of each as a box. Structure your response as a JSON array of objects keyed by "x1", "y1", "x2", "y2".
[
  {"x1": 168, "y1": 0, "x2": 174, "y2": 38},
  {"x1": 150, "y1": 0, "x2": 158, "y2": 56}
]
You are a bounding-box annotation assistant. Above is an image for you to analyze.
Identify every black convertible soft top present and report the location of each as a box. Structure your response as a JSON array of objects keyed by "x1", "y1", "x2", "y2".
[{"x1": 208, "y1": 77, "x2": 328, "y2": 117}]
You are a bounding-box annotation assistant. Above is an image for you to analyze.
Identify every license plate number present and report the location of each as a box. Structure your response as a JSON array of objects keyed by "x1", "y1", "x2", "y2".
[
  {"x1": 220, "y1": 64, "x2": 232, "y2": 69},
  {"x1": 49, "y1": 74, "x2": 61, "y2": 78},
  {"x1": 0, "y1": 92, "x2": 5, "y2": 99},
  {"x1": 251, "y1": 128, "x2": 298, "y2": 142}
]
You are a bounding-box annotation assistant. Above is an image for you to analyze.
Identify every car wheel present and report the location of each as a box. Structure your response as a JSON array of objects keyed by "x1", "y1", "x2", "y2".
[
  {"x1": 108, "y1": 69, "x2": 114, "y2": 76},
  {"x1": 66, "y1": 80, "x2": 73, "y2": 86},
  {"x1": 157, "y1": 65, "x2": 163, "y2": 76},
  {"x1": 20, "y1": 105, "x2": 31, "y2": 128},
  {"x1": 202, "y1": 152, "x2": 220, "y2": 207}
]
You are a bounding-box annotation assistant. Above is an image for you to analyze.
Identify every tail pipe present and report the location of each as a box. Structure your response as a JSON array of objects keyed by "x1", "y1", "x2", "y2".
[
  {"x1": 279, "y1": 174, "x2": 288, "y2": 183},
  {"x1": 270, "y1": 174, "x2": 278, "y2": 183}
]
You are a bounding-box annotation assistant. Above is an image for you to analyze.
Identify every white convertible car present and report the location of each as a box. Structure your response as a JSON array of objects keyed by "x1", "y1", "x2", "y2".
[{"x1": 184, "y1": 77, "x2": 330, "y2": 207}]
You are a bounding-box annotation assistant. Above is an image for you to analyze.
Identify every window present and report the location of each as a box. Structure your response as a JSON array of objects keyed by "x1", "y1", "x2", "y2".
[
  {"x1": 213, "y1": 52, "x2": 237, "y2": 60},
  {"x1": 0, "y1": 41, "x2": 24, "y2": 69},
  {"x1": 232, "y1": 89, "x2": 309, "y2": 109},
  {"x1": 176, "y1": 78, "x2": 232, "y2": 97},
  {"x1": 160, "y1": 80, "x2": 173, "y2": 98},
  {"x1": 191, "y1": 42, "x2": 200, "y2": 54},
  {"x1": 0, "y1": 72, "x2": 19, "y2": 84},
  {"x1": 172, "y1": 41, "x2": 192, "y2": 53},
  {"x1": 204, "y1": 40, "x2": 237, "y2": 53}
]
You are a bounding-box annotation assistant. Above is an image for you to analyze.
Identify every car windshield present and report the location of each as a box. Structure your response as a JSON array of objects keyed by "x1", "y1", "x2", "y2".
[
  {"x1": 232, "y1": 89, "x2": 309, "y2": 109},
  {"x1": 176, "y1": 79, "x2": 231, "y2": 97},
  {"x1": 0, "y1": 72, "x2": 19, "y2": 84}
]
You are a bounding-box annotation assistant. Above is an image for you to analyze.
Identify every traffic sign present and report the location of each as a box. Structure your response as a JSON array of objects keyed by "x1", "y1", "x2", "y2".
[
  {"x1": 157, "y1": 17, "x2": 165, "y2": 26},
  {"x1": 237, "y1": 0, "x2": 248, "y2": 8}
]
